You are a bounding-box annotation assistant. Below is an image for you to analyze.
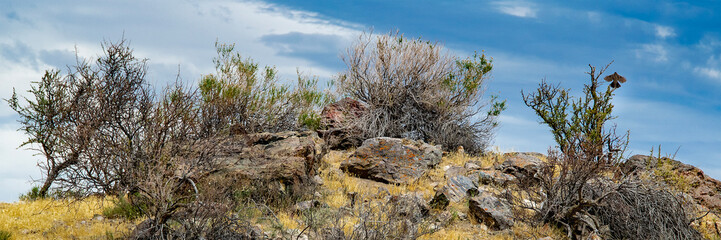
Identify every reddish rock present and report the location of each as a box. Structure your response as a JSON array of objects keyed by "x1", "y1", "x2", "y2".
[
  {"x1": 319, "y1": 97, "x2": 367, "y2": 149},
  {"x1": 321, "y1": 97, "x2": 366, "y2": 128},
  {"x1": 624, "y1": 154, "x2": 721, "y2": 210},
  {"x1": 498, "y1": 152, "x2": 543, "y2": 180}
]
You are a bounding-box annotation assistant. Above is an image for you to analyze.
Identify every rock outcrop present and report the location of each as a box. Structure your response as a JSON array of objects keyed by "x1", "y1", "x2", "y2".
[
  {"x1": 624, "y1": 154, "x2": 721, "y2": 210},
  {"x1": 437, "y1": 175, "x2": 478, "y2": 202},
  {"x1": 208, "y1": 131, "x2": 326, "y2": 192},
  {"x1": 340, "y1": 137, "x2": 442, "y2": 184}
]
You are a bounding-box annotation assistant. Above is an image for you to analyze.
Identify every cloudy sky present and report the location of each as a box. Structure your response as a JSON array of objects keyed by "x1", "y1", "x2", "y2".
[{"x1": 1, "y1": 0, "x2": 719, "y2": 202}]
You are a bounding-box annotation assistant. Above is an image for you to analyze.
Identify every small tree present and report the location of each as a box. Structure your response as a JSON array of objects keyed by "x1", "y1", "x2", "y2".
[
  {"x1": 338, "y1": 31, "x2": 505, "y2": 154},
  {"x1": 517, "y1": 63, "x2": 700, "y2": 239},
  {"x1": 8, "y1": 39, "x2": 149, "y2": 197}
]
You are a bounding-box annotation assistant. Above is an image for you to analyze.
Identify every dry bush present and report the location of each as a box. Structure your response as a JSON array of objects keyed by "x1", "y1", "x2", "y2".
[
  {"x1": 588, "y1": 179, "x2": 701, "y2": 240},
  {"x1": 294, "y1": 196, "x2": 436, "y2": 240},
  {"x1": 337, "y1": 31, "x2": 505, "y2": 154},
  {"x1": 9, "y1": 39, "x2": 151, "y2": 197}
]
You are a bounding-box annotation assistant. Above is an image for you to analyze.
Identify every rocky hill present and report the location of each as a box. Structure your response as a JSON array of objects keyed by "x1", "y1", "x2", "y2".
[{"x1": 2, "y1": 131, "x2": 720, "y2": 240}]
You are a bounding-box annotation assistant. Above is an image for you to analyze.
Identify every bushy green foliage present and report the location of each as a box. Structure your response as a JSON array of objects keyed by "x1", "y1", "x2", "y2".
[
  {"x1": 19, "y1": 186, "x2": 42, "y2": 201},
  {"x1": 199, "y1": 42, "x2": 332, "y2": 135},
  {"x1": 102, "y1": 195, "x2": 144, "y2": 220},
  {"x1": 522, "y1": 63, "x2": 619, "y2": 156}
]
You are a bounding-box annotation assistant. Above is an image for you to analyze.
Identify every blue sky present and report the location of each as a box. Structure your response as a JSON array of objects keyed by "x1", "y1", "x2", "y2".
[{"x1": 0, "y1": 0, "x2": 719, "y2": 202}]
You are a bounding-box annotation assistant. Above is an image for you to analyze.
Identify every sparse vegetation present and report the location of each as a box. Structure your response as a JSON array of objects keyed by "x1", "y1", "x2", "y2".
[
  {"x1": 0, "y1": 197, "x2": 137, "y2": 239},
  {"x1": 337, "y1": 31, "x2": 505, "y2": 154},
  {"x1": 102, "y1": 195, "x2": 144, "y2": 220},
  {"x1": 5, "y1": 33, "x2": 720, "y2": 240},
  {"x1": 19, "y1": 186, "x2": 42, "y2": 201}
]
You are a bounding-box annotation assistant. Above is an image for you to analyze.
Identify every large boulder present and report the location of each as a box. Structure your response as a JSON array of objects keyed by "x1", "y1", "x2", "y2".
[
  {"x1": 319, "y1": 97, "x2": 367, "y2": 149},
  {"x1": 469, "y1": 192, "x2": 515, "y2": 231},
  {"x1": 208, "y1": 131, "x2": 326, "y2": 193},
  {"x1": 340, "y1": 137, "x2": 442, "y2": 184}
]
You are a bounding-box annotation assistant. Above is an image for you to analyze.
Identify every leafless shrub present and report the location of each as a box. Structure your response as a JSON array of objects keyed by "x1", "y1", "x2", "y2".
[
  {"x1": 337, "y1": 31, "x2": 505, "y2": 154},
  {"x1": 589, "y1": 179, "x2": 701, "y2": 240},
  {"x1": 9, "y1": 38, "x2": 152, "y2": 197},
  {"x1": 296, "y1": 194, "x2": 436, "y2": 240}
]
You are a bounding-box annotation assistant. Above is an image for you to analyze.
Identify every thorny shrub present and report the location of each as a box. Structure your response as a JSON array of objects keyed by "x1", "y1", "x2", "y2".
[{"x1": 337, "y1": 31, "x2": 505, "y2": 154}]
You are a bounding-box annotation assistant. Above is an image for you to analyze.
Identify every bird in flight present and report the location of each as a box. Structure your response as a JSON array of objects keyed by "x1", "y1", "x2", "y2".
[{"x1": 604, "y1": 72, "x2": 626, "y2": 88}]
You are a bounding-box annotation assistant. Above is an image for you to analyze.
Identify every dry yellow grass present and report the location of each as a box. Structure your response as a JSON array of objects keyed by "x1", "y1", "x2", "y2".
[
  {"x1": 315, "y1": 148, "x2": 533, "y2": 239},
  {"x1": 695, "y1": 212, "x2": 721, "y2": 239},
  {"x1": 0, "y1": 148, "x2": 561, "y2": 240},
  {"x1": 0, "y1": 197, "x2": 138, "y2": 239}
]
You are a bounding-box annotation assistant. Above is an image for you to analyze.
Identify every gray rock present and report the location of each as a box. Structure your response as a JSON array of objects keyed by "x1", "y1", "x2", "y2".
[
  {"x1": 294, "y1": 200, "x2": 323, "y2": 213},
  {"x1": 445, "y1": 166, "x2": 467, "y2": 179},
  {"x1": 439, "y1": 175, "x2": 478, "y2": 202},
  {"x1": 340, "y1": 137, "x2": 442, "y2": 184},
  {"x1": 92, "y1": 214, "x2": 104, "y2": 221},
  {"x1": 464, "y1": 161, "x2": 482, "y2": 170},
  {"x1": 473, "y1": 169, "x2": 515, "y2": 186},
  {"x1": 389, "y1": 192, "x2": 430, "y2": 223},
  {"x1": 469, "y1": 192, "x2": 515, "y2": 230},
  {"x1": 312, "y1": 175, "x2": 324, "y2": 185}
]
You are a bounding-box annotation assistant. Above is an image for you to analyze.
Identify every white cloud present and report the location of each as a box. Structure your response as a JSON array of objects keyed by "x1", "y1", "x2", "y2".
[
  {"x1": 635, "y1": 44, "x2": 668, "y2": 62},
  {"x1": 692, "y1": 54, "x2": 721, "y2": 82},
  {"x1": 493, "y1": 1, "x2": 538, "y2": 18},
  {"x1": 694, "y1": 67, "x2": 721, "y2": 81},
  {"x1": 654, "y1": 25, "x2": 676, "y2": 39},
  {"x1": 0, "y1": 0, "x2": 363, "y2": 98}
]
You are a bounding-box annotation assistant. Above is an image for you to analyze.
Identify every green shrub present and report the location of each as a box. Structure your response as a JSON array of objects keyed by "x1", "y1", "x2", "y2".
[
  {"x1": 518, "y1": 64, "x2": 700, "y2": 239},
  {"x1": 199, "y1": 42, "x2": 332, "y2": 135},
  {"x1": 19, "y1": 186, "x2": 42, "y2": 201},
  {"x1": 102, "y1": 195, "x2": 144, "y2": 220},
  {"x1": 0, "y1": 230, "x2": 10, "y2": 240}
]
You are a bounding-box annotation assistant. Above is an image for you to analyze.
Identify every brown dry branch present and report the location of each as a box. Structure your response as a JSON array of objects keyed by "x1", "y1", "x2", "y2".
[{"x1": 337, "y1": 31, "x2": 505, "y2": 154}]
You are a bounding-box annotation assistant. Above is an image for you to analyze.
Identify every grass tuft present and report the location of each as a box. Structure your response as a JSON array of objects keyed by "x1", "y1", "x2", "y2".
[{"x1": 0, "y1": 230, "x2": 10, "y2": 240}]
